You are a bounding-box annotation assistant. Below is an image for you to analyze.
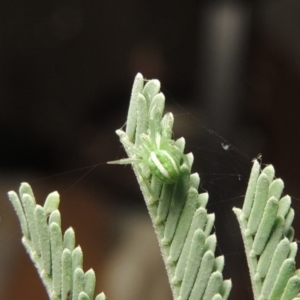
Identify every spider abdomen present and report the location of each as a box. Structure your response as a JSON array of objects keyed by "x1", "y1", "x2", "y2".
[{"x1": 148, "y1": 150, "x2": 180, "y2": 184}]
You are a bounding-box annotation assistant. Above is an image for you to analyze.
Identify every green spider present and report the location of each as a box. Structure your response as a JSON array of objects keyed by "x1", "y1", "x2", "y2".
[{"x1": 108, "y1": 129, "x2": 182, "y2": 186}]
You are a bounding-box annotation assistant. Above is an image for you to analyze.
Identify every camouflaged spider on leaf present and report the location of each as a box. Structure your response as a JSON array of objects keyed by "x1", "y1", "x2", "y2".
[
  {"x1": 108, "y1": 127, "x2": 182, "y2": 185},
  {"x1": 113, "y1": 74, "x2": 189, "y2": 191}
]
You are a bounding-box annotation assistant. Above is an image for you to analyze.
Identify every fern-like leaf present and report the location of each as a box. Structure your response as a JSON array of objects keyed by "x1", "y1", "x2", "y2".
[
  {"x1": 233, "y1": 160, "x2": 300, "y2": 300},
  {"x1": 112, "y1": 73, "x2": 231, "y2": 299},
  {"x1": 7, "y1": 182, "x2": 106, "y2": 300}
]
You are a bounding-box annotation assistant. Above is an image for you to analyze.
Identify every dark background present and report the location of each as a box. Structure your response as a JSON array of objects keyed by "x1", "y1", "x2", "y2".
[{"x1": 1, "y1": 1, "x2": 300, "y2": 299}]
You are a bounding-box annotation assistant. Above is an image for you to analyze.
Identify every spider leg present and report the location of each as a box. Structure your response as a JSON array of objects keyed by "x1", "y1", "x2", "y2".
[
  {"x1": 139, "y1": 173, "x2": 160, "y2": 204},
  {"x1": 149, "y1": 105, "x2": 162, "y2": 148},
  {"x1": 107, "y1": 158, "x2": 138, "y2": 165}
]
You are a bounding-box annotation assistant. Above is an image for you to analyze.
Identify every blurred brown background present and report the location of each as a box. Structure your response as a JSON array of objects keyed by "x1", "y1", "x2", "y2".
[{"x1": 0, "y1": 0, "x2": 300, "y2": 299}]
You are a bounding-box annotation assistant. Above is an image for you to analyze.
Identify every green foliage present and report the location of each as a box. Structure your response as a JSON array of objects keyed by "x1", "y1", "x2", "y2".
[
  {"x1": 233, "y1": 161, "x2": 300, "y2": 299},
  {"x1": 7, "y1": 182, "x2": 105, "y2": 300},
  {"x1": 6, "y1": 73, "x2": 300, "y2": 300},
  {"x1": 112, "y1": 73, "x2": 231, "y2": 299}
]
